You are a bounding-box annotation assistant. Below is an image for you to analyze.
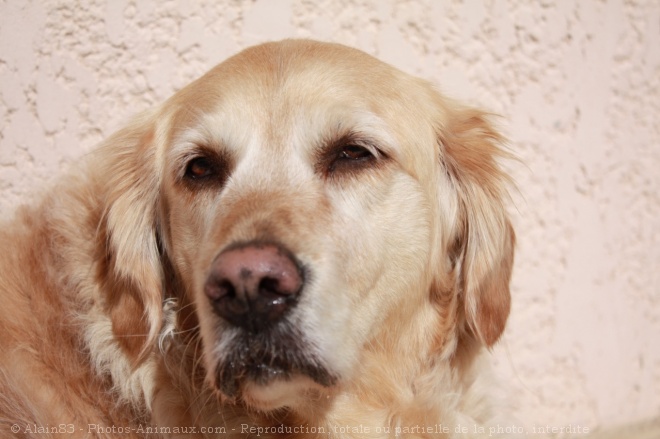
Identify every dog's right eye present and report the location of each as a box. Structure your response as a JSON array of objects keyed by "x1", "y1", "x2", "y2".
[
  {"x1": 181, "y1": 152, "x2": 231, "y2": 189},
  {"x1": 185, "y1": 157, "x2": 215, "y2": 180}
]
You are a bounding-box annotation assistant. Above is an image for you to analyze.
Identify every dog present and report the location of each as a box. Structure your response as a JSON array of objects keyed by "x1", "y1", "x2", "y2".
[{"x1": 0, "y1": 40, "x2": 515, "y2": 438}]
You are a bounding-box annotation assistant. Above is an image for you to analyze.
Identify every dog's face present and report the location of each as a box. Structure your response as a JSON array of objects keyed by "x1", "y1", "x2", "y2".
[{"x1": 100, "y1": 40, "x2": 514, "y2": 413}]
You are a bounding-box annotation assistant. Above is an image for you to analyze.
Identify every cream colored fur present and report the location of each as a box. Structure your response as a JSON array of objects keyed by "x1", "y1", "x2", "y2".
[{"x1": 0, "y1": 40, "x2": 517, "y2": 438}]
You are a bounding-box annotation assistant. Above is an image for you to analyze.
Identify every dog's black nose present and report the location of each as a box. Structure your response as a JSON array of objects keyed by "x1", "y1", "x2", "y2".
[{"x1": 204, "y1": 242, "x2": 303, "y2": 332}]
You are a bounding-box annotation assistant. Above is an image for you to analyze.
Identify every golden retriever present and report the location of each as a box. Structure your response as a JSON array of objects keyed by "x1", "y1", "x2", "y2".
[{"x1": 0, "y1": 40, "x2": 515, "y2": 438}]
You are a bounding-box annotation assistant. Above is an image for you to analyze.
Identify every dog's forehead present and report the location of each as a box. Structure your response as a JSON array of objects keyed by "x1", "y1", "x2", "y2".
[
  {"x1": 163, "y1": 40, "x2": 439, "y2": 182},
  {"x1": 169, "y1": 40, "x2": 415, "y2": 136},
  {"x1": 207, "y1": 40, "x2": 397, "y2": 95}
]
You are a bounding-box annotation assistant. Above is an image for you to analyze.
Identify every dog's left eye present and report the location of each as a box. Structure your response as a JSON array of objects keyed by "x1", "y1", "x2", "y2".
[
  {"x1": 316, "y1": 137, "x2": 383, "y2": 178},
  {"x1": 326, "y1": 144, "x2": 376, "y2": 175},
  {"x1": 338, "y1": 145, "x2": 373, "y2": 161}
]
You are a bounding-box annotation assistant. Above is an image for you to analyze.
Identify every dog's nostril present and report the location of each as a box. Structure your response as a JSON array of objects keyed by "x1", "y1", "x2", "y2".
[
  {"x1": 219, "y1": 280, "x2": 236, "y2": 298},
  {"x1": 204, "y1": 279, "x2": 235, "y2": 300},
  {"x1": 259, "y1": 277, "x2": 282, "y2": 297},
  {"x1": 204, "y1": 242, "x2": 303, "y2": 331}
]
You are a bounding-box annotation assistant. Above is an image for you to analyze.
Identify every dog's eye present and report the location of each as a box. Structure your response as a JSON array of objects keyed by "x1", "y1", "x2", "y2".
[
  {"x1": 180, "y1": 151, "x2": 231, "y2": 190},
  {"x1": 338, "y1": 145, "x2": 373, "y2": 161},
  {"x1": 185, "y1": 157, "x2": 215, "y2": 180},
  {"x1": 326, "y1": 144, "x2": 376, "y2": 175},
  {"x1": 316, "y1": 136, "x2": 385, "y2": 179}
]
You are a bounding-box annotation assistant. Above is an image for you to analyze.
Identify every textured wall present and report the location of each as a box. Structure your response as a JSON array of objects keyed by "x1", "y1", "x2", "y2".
[{"x1": 1, "y1": 0, "x2": 659, "y2": 433}]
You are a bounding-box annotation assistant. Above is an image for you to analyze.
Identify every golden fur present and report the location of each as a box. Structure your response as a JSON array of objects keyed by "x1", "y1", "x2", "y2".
[{"x1": 0, "y1": 40, "x2": 515, "y2": 438}]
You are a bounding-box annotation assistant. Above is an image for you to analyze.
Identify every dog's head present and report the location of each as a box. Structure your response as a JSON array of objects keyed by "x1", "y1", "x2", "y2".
[{"x1": 96, "y1": 40, "x2": 514, "y2": 412}]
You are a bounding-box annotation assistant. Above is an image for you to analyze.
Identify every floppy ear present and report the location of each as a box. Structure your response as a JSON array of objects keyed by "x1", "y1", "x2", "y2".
[
  {"x1": 438, "y1": 107, "x2": 515, "y2": 347},
  {"x1": 95, "y1": 113, "x2": 164, "y2": 363}
]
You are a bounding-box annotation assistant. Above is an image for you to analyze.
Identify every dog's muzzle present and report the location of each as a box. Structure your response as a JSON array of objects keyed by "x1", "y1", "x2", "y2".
[{"x1": 203, "y1": 240, "x2": 335, "y2": 397}]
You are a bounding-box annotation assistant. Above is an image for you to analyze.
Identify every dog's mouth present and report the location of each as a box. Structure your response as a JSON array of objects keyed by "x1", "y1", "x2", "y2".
[{"x1": 214, "y1": 325, "x2": 337, "y2": 401}]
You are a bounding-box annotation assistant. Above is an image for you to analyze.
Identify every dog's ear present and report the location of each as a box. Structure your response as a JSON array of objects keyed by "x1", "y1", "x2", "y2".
[
  {"x1": 438, "y1": 107, "x2": 515, "y2": 348},
  {"x1": 95, "y1": 113, "x2": 164, "y2": 363}
]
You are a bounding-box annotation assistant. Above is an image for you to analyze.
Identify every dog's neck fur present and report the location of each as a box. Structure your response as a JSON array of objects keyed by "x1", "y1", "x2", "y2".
[
  {"x1": 0, "y1": 183, "x2": 151, "y2": 434},
  {"x1": 147, "y1": 332, "x2": 497, "y2": 439},
  {"x1": 144, "y1": 286, "x2": 501, "y2": 438}
]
